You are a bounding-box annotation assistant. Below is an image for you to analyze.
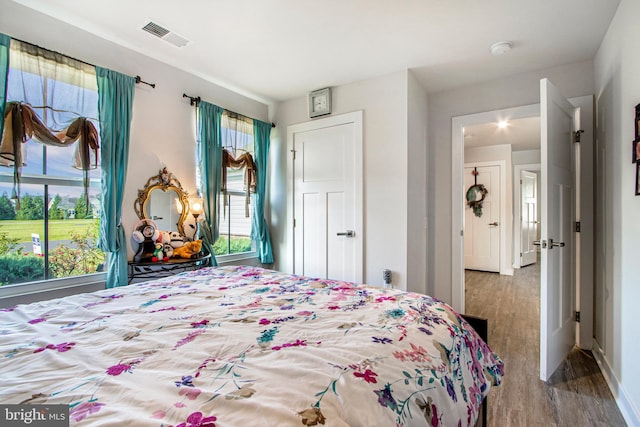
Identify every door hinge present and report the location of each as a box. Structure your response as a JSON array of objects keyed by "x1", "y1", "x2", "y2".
[
  {"x1": 293, "y1": 218, "x2": 296, "y2": 228},
  {"x1": 573, "y1": 129, "x2": 584, "y2": 143},
  {"x1": 575, "y1": 221, "x2": 581, "y2": 232},
  {"x1": 520, "y1": 252, "x2": 523, "y2": 258},
  {"x1": 575, "y1": 311, "x2": 581, "y2": 322}
]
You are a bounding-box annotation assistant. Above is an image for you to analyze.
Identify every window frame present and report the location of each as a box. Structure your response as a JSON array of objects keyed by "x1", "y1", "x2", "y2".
[
  {"x1": 0, "y1": 40, "x2": 105, "y2": 294},
  {"x1": 198, "y1": 111, "x2": 257, "y2": 262}
]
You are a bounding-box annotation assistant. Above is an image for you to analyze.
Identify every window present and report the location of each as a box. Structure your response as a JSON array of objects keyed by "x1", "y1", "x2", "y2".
[
  {"x1": 0, "y1": 40, "x2": 104, "y2": 288},
  {"x1": 212, "y1": 112, "x2": 256, "y2": 258}
]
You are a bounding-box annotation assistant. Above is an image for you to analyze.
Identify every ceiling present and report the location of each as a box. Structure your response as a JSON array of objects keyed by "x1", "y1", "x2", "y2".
[
  {"x1": 11, "y1": 0, "x2": 621, "y2": 104},
  {"x1": 464, "y1": 117, "x2": 540, "y2": 152}
]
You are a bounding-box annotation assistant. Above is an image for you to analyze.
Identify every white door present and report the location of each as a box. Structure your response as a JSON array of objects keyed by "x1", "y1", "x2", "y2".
[
  {"x1": 521, "y1": 170, "x2": 538, "y2": 267},
  {"x1": 290, "y1": 112, "x2": 363, "y2": 282},
  {"x1": 464, "y1": 164, "x2": 500, "y2": 272},
  {"x1": 540, "y1": 78, "x2": 578, "y2": 381}
]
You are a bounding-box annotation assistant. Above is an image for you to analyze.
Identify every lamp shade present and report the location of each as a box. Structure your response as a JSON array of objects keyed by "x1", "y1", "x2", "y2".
[{"x1": 189, "y1": 197, "x2": 203, "y2": 216}]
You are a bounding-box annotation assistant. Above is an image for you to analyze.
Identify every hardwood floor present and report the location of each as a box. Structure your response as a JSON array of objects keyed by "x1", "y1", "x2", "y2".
[{"x1": 464, "y1": 265, "x2": 626, "y2": 427}]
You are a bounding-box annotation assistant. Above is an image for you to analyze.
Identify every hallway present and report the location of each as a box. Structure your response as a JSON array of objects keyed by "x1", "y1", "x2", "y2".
[{"x1": 464, "y1": 266, "x2": 626, "y2": 426}]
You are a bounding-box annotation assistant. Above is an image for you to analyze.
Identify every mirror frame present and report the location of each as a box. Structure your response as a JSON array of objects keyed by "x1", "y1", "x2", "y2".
[{"x1": 134, "y1": 167, "x2": 190, "y2": 236}]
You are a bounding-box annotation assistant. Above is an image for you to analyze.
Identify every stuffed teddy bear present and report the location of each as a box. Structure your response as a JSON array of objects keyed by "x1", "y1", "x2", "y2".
[{"x1": 173, "y1": 240, "x2": 202, "y2": 259}]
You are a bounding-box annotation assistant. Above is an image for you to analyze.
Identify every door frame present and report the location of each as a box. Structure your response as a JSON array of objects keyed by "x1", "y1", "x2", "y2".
[
  {"x1": 452, "y1": 103, "x2": 539, "y2": 313},
  {"x1": 513, "y1": 164, "x2": 541, "y2": 269},
  {"x1": 463, "y1": 160, "x2": 507, "y2": 273},
  {"x1": 286, "y1": 111, "x2": 364, "y2": 281}
]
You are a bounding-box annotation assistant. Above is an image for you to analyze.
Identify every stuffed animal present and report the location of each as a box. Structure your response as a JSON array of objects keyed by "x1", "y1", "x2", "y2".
[
  {"x1": 173, "y1": 240, "x2": 202, "y2": 259},
  {"x1": 169, "y1": 231, "x2": 185, "y2": 249},
  {"x1": 163, "y1": 243, "x2": 174, "y2": 259},
  {"x1": 157, "y1": 230, "x2": 171, "y2": 246},
  {"x1": 132, "y1": 219, "x2": 160, "y2": 262},
  {"x1": 151, "y1": 243, "x2": 167, "y2": 262}
]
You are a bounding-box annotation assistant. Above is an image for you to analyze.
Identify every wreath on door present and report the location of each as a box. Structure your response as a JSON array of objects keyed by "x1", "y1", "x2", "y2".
[{"x1": 466, "y1": 184, "x2": 488, "y2": 217}]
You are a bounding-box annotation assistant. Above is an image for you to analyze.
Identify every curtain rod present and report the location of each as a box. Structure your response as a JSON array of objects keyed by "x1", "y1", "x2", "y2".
[
  {"x1": 182, "y1": 93, "x2": 276, "y2": 128},
  {"x1": 9, "y1": 36, "x2": 155, "y2": 88}
]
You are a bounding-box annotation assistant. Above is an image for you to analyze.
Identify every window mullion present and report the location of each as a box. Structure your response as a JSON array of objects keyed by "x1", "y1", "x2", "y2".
[
  {"x1": 227, "y1": 193, "x2": 231, "y2": 255},
  {"x1": 43, "y1": 184, "x2": 49, "y2": 280}
]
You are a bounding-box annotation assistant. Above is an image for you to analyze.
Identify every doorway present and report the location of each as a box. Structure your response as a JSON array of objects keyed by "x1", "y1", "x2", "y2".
[
  {"x1": 514, "y1": 165, "x2": 542, "y2": 269},
  {"x1": 451, "y1": 103, "x2": 540, "y2": 312},
  {"x1": 451, "y1": 92, "x2": 595, "y2": 369}
]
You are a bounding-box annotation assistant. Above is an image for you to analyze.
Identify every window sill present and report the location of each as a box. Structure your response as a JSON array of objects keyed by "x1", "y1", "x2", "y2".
[
  {"x1": 215, "y1": 251, "x2": 258, "y2": 264},
  {"x1": 0, "y1": 272, "x2": 107, "y2": 299}
]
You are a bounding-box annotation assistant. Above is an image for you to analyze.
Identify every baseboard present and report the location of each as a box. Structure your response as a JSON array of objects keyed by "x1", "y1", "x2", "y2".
[
  {"x1": 500, "y1": 267, "x2": 514, "y2": 276},
  {"x1": 593, "y1": 340, "x2": 640, "y2": 426}
]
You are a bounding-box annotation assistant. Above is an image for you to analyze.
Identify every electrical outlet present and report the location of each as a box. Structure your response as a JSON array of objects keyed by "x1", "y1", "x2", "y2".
[{"x1": 383, "y1": 269, "x2": 392, "y2": 287}]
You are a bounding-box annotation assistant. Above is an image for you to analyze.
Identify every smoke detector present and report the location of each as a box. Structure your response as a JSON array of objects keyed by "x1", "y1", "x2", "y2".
[
  {"x1": 142, "y1": 21, "x2": 190, "y2": 48},
  {"x1": 490, "y1": 41, "x2": 512, "y2": 56}
]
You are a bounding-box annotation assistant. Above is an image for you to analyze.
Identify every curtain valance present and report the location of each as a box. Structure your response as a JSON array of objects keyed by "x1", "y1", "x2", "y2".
[
  {"x1": 221, "y1": 148, "x2": 255, "y2": 218},
  {"x1": 1, "y1": 101, "x2": 99, "y2": 206}
]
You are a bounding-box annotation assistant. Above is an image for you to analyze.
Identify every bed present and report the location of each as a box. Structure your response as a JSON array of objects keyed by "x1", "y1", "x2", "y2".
[{"x1": 0, "y1": 266, "x2": 503, "y2": 426}]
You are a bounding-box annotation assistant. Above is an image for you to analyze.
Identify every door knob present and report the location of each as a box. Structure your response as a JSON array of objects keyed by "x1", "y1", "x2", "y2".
[
  {"x1": 543, "y1": 238, "x2": 565, "y2": 250},
  {"x1": 533, "y1": 240, "x2": 547, "y2": 248},
  {"x1": 337, "y1": 230, "x2": 355, "y2": 238},
  {"x1": 488, "y1": 222, "x2": 499, "y2": 226}
]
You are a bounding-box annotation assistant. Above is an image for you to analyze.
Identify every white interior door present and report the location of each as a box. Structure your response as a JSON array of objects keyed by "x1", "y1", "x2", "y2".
[
  {"x1": 540, "y1": 78, "x2": 577, "y2": 381},
  {"x1": 464, "y1": 164, "x2": 500, "y2": 272},
  {"x1": 521, "y1": 170, "x2": 538, "y2": 267},
  {"x1": 291, "y1": 112, "x2": 363, "y2": 282}
]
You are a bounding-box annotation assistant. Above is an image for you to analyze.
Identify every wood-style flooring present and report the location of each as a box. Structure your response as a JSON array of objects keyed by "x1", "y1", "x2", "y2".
[{"x1": 464, "y1": 265, "x2": 626, "y2": 427}]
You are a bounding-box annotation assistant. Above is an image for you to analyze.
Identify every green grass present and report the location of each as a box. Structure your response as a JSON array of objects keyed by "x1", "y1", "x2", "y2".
[{"x1": 0, "y1": 219, "x2": 97, "y2": 243}]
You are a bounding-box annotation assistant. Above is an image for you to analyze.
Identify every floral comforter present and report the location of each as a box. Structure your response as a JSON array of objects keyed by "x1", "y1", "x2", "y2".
[{"x1": 0, "y1": 266, "x2": 503, "y2": 426}]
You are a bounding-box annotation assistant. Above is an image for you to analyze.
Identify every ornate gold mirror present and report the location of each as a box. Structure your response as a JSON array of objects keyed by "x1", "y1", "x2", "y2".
[{"x1": 134, "y1": 167, "x2": 189, "y2": 236}]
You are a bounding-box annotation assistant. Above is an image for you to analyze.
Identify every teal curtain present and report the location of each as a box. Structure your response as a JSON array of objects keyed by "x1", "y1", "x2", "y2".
[
  {"x1": 0, "y1": 34, "x2": 10, "y2": 139},
  {"x1": 251, "y1": 120, "x2": 274, "y2": 264},
  {"x1": 96, "y1": 67, "x2": 135, "y2": 288},
  {"x1": 197, "y1": 101, "x2": 224, "y2": 266}
]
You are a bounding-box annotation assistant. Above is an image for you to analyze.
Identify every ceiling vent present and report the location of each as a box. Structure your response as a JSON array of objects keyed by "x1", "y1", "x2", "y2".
[{"x1": 142, "y1": 21, "x2": 190, "y2": 48}]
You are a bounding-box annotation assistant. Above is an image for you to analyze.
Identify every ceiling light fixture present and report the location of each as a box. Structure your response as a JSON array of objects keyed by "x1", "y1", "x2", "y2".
[
  {"x1": 498, "y1": 120, "x2": 508, "y2": 129},
  {"x1": 490, "y1": 41, "x2": 512, "y2": 56}
]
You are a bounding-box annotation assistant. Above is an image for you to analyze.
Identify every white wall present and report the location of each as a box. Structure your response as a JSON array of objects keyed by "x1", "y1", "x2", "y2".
[
  {"x1": 428, "y1": 60, "x2": 594, "y2": 303},
  {"x1": 512, "y1": 149, "x2": 541, "y2": 165},
  {"x1": 272, "y1": 70, "x2": 422, "y2": 290},
  {"x1": 407, "y1": 71, "x2": 429, "y2": 294},
  {"x1": 593, "y1": 0, "x2": 640, "y2": 423},
  {"x1": 0, "y1": 2, "x2": 269, "y2": 263}
]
